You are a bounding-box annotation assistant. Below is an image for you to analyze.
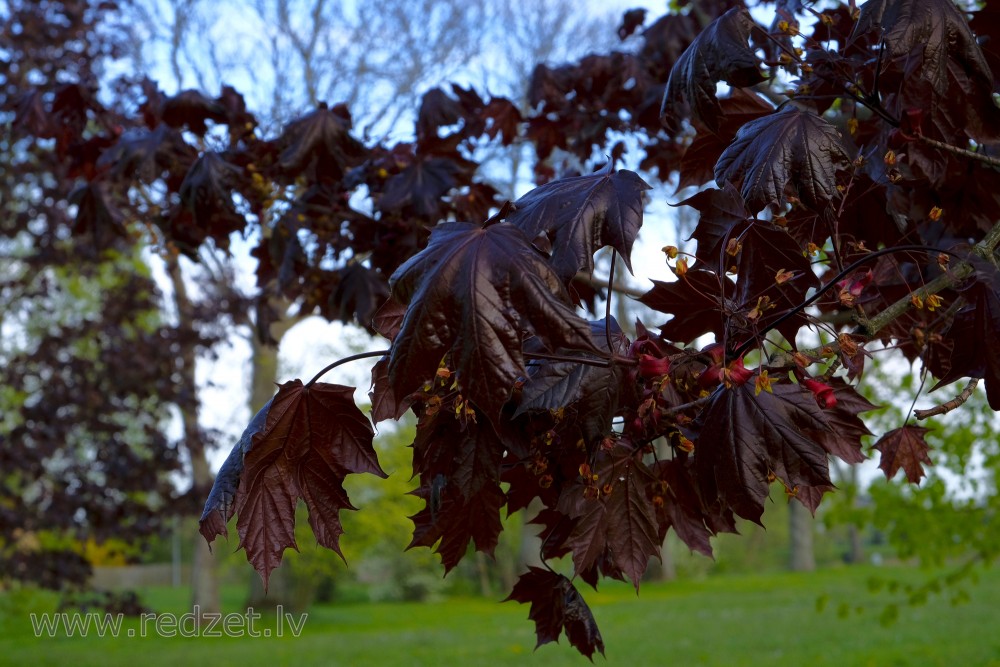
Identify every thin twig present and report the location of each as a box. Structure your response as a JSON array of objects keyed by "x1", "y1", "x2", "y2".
[
  {"x1": 660, "y1": 394, "x2": 713, "y2": 416},
  {"x1": 917, "y1": 135, "x2": 1000, "y2": 171},
  {"x1": 574, "y1": 270, "x2": 645, "y2": 299},
  {"x1": 306, "y1": 349, "x2": 389, "y2": 386},
  {"x1": 914, "y1": 378, "x2": 980, "y2": 420},
  {"x1": 524, "y1": 351, "x2": 612, "y2": 368}
]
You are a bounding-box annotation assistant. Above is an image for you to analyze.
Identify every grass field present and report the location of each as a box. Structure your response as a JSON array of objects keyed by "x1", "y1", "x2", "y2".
[{"x1": 2, "y1": 565, "x2": 998, "y2": 666}]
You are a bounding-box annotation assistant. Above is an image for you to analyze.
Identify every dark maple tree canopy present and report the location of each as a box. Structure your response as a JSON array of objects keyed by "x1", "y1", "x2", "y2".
[{"x1": 6, "y1": 0, "x2": 1000, "y2": 658}]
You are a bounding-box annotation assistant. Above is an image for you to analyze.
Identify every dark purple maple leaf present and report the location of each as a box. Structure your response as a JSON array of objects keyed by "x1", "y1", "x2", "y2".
[
  {"x1": 815, "y1": 378, "x2": 879, "y2": 464},
  {"x1": 516, "y1": 317, "x2": 630, "y2": 447},
  {"x1": 678, "y1": 183, "x2": 749, "y2": 269},
  {"x1": 407, "y1": 412, "x2": 506, "y2": 572},
  {"x1": 639, "y1": 270, "x2": 735, "y2": 343},
  {"x1": 504, "y1": 567, "x2": 605, "y2": 660},
  {"x1": 660, "y1": 7, "x2": 766, "y2": 133},
  {"x1": 873, "y1": 425, "x2": 933, "y2": 483},
  {"x1": 852, "y1": 0, "x2": 993, "y2": 96},
  {"x1": 714, "y1": 107, "x2": 850, "y2": 213},
  {"x1": 275, "y1": 103, "x2": 366, "y2": 180},
  {"x1": 651, "y1": 457, "x2": 738, "y2": 558},
  {"x1": 556, "y1": 443, "x2": 659, "y2": 589},
  {"x1": 506, "y1": 162, "x2": 651, "y2": 282},
  {"x1": 931, "y1": 262, "x2": 1000, "y2": 410},
  {"x1": 160, "y1": 89, "x2": 228, "y2": 134},
  {"x1": 378, "y1": 155, "x2": 463, "y2": 218},
  {"x1": 387, "y1": 221, "x2": 601, "y2": 423},
  {"x1": 178, "y1": 152, "x2": 246, "y2": 244},
  {"x1": 677, "y1": 90, "x2": 776, "y2": 190},
  {"x1": 693, "y1": 381, "x2": 833, "y2": 523},
  {"x1": 199, "y1": 380, "x2": 386, "y2": 588}
]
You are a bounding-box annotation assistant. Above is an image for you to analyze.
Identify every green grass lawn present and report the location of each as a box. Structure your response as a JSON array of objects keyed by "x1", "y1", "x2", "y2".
[{"x1": 2, "y1": 565, "x2": 999, "y2": 666}]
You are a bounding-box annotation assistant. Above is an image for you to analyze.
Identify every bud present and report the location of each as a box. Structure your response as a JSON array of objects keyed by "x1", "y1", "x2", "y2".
[
  {"x1": 662, "y1": 245, "x2": 679, "y2": 259},
  {"x1": 847, "y1": 118, "x2": 859, "y2": 135},
  {"x1": 674, "y1": 257, "x2": 689, "y2": 277},
  {"x1": 722, "y1": 358, "x2": 754, "y2": 388},
  {"x1": 925, "y1": 294, "x2": 943, "y2": 311},
  {"x1": 801, "y1": 378, "x2": 837, "y2": 409},
  {"x1": 928, "y1": 206, "x2": 943, "y2": 221},
  {"x1": 638, "y1": 354, "x2": 672, "y2": 379},
  {"x1": 883, "y1": 149, "x2": 897, "y2": 166}
]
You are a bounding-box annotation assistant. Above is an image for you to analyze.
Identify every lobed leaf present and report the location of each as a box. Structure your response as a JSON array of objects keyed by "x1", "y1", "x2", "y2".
[
  {"x1": 660, "y1": 7, "x2": 766, "y2": 133},
  {"x1": 873, "y1": 425, "x2": 933, "y2": 483},
  {"x1": 714, "y1": 107, "x2": 850, "y2": 213},
  {"x1": 504, "y1": 567, "x2": 605, "y2": 660},
  {"x1": 506, "y1": 163, "x2": 651, "y2": 282},
  {"x1": 693, "y1": 381, "x2": 834, "y2": 523},
  {"x1": 198, "y1": 380, "x2": 385, "y2": 589},
  {"x1": 387, "y1": 221, "x2": 601, "y2": 423}
]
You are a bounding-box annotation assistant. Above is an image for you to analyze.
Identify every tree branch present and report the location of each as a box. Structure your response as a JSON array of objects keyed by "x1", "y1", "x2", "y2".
[{"x1": 914, "y1": 378, "x2": 980, "y2": 420}]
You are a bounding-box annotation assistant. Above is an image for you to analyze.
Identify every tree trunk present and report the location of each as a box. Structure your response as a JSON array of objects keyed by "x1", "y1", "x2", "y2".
[
  {"x1": 657, "y1": 535, "x2": 676, "y2": 581},
  {"x1": 167, "y1": 258, "x2": 220, "y2": 616},
  {"x1": 788, "y1": 500, "x2": 816, "y2": 572}
]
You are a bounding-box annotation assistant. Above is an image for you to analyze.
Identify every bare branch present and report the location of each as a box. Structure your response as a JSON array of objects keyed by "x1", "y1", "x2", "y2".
[{"x1": 914, "y1": 378, "x2": 981, "y2": 420}]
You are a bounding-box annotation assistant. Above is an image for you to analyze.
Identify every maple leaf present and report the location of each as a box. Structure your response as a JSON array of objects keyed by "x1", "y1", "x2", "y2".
[
  {"x1": 275, "y1": 103, "x2": 366, "y2": 180},
  {"x1": 159, "y1": 89, "x2": 228, "y2": 134},
  {"x1": 379, "y1": 156, "x2": 464, "y2": 218},
  {"x1": 873, "y1": 425, "x2": 933, "y2": 483},
  {"x1": 368, "y1": 356, "x2": 412, "y2": 425},
  {"x1": 516, "y1": 317, "x2": 630, "y2": 447},
  {"x1": 407, "y1": 412, "x2": 506, "y2": 572},
  {"x1": 557, "y1": 443, "x2": 660, "y2": 588},
  {"x1": 178, "y1": 152, "x2": 246, "y2": 243},
  {"x1": 506, "y1": 163, "x2": 651, "y2": 282},
  {"x1": 639, "y1": 270, "x2": 735, "y2": 343},
  {"x1": 693, "y1": 381, "x2": 833, "y2": 522},
  {"x1": 416, "y1": 87, "x2": 464, "y2": 140},
  {"x1": 198, "y1": 380, "x2": 386, "y2": 588},
  {"x1": 815, "y1": 378, "x2": 879, "y2": 464},
  {"x1": 660, "y1": 7, "x2": 766, "y2": 133},
  {"x1": 730, "y1": 224, "x2": 820, "y2": 343},
  {"x1": 651, "y1": 457, "x2": 737, "y2": 558},
  {"x1": 97, "y1": 125, "x2": 197, "y2": 184},
  {"x1": 678, "y1": 182, "x2": 749, "y2": 269},
  {"x1": 930, "y1": 262, "x2": 1000, "y2": 410},
  {"x1": 69, "y1": 183, "x2": 127, "y2": 248},
  {"x1": 676, "y1": 90, "x2": 776, "y2": 190},
  {"x1": 329, "y1": 263, "x2": 390, "y2": 331},
  {"x1": 852, "y1": 0, "x2": 993, "y2": 97},
  {"x1": 618, "y1": 8, "x2": 647, "y2": 41},
  {"x1": 481, "y1": 97, "x2": 523, "y2": 145},
  {"x1": 504, "y1": 567, "x2": 605, "y2": 660},
  {"x1": 387, "y1": 221, "x2": 600, "y2": 423},
  {"x1": 715, "y1": 107, "x2": 850, "y2": 213}
]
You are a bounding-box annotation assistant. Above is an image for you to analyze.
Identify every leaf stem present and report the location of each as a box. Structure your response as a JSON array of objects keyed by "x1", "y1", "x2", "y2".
[{"x1": 306, "y1": 350, "x2": 390, "y2": 386}]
